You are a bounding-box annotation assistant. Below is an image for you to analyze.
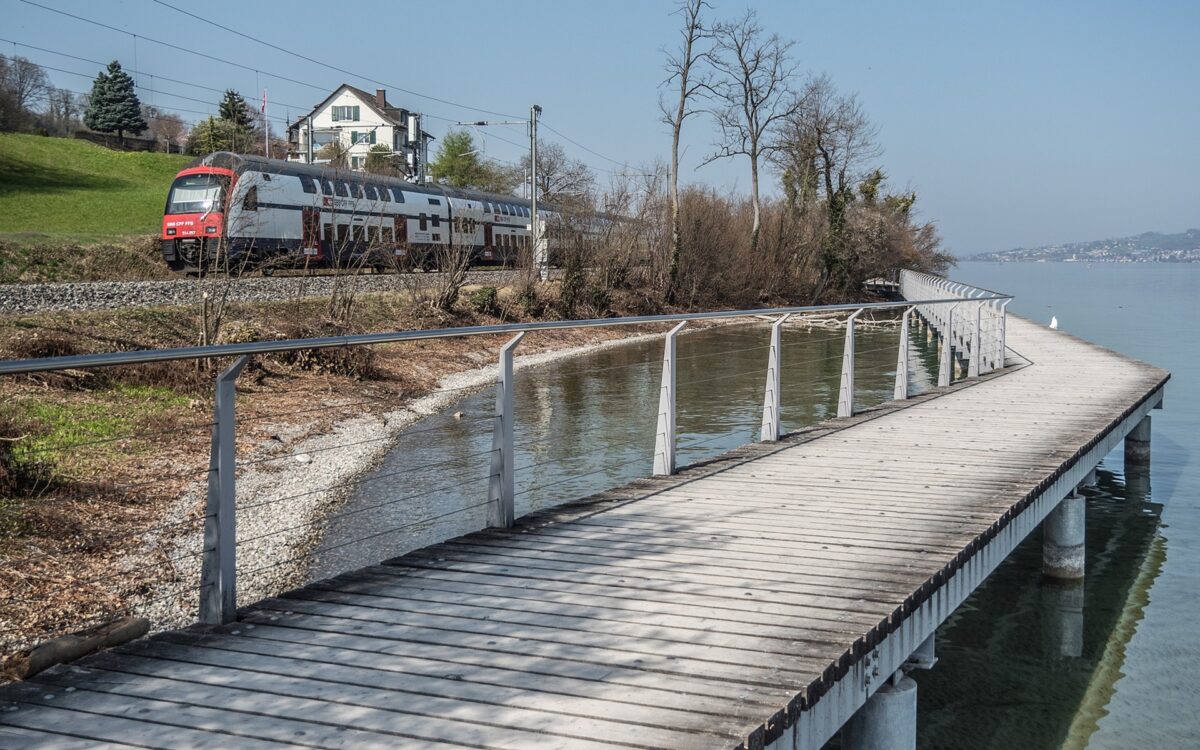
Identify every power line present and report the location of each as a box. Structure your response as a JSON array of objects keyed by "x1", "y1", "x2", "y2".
[
  {"x1": 0, "y1": 37, "x2": 309, "y2": 110},
  {"x1": 19, "y1": 0, "x2": 332, "y2": 94},
  {"x1": 539, "y1": 120, "x2": 627, "y2": 167},
  {"x1": 150, "y1": 0, "x2": 523, "y2": 123}
]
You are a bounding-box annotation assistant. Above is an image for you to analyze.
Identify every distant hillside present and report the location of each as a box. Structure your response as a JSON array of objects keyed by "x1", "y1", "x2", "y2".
[
  {"x1": 971, "y1": 228, "x2": 1200, "y2": 262},
  {"x1": 0, "y1": 133, "x2": 191, "y2": 237}
]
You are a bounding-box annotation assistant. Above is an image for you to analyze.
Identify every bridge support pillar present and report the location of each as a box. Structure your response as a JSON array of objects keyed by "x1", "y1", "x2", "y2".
[
  {"x1": 1042, "y1": 579, "x2": 1085, "y2": 659},
  {"x1": 1043, "y1": 492, "x2": 1085, "y2": 580},
  {"x1": 1125, "y1": 415, "x2": 1151, "y2": 467},
  {"x1": 841, "y1": 672, "x2": 917, "y2": 750},
  {"x1": 1124, "y1": 416, "x2": 1152, "y2": 501}
]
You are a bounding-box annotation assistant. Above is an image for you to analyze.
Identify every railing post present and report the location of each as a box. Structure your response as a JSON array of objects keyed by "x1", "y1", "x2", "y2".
[
  {"x1": 654, "y1": 322, "x2": 687, "y2": 475},
  {"x1": 968, "y1": 301, "x2": 983, "y2": 377},
  {"x1": 938, "y1": 304, "x2": 956, "y2": 388},
  {"x1": 760, "y1": 313, "x2": 791, "y2": 441},
  {"x1": 894, "y1": 307, "x2": 913, "y2": 400},
  {"x1": 488, "y1": 333, "x2": 524, "y2": 528},
  {"x1": 997, "y1": 299, "x2": 1011, "y2": 370},
  {"x1": 200, "y1": 354, "x2": 250, "y2": 626},
  {"x1": 837, "y1": 309, "x2": 864, "y2": 418}
]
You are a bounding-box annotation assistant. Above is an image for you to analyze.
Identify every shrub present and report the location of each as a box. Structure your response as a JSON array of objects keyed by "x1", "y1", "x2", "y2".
[
  {"x1": 467, "y1": 286, "x2": 500, "y2": 316},
  {"x1": 269, "y1": 323, "x2": 381, "y2": 380}
]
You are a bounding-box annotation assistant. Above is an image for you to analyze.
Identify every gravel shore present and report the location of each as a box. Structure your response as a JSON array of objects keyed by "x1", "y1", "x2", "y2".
[
  {"x1": 140, "y1": 327, "x2": 669, "y2": 631},
  {"x1": 0, "y1": 269, "x2": 534, "y2": 315}
]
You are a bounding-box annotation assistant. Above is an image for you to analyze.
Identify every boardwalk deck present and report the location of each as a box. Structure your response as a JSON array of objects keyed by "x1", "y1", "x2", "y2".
[{"x1": 0, "y1": 317, "x2": 1168, "y2": 750}]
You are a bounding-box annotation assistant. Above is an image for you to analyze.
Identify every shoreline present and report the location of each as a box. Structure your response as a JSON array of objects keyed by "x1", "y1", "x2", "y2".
[{"x1": 140, "y1": 325, "x2": 684, "y2": 632}]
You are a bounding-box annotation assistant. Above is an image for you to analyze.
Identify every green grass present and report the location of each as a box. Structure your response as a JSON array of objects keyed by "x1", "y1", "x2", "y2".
[
  {"x1": 6, "y1": 384, "x2": 190, "y2": 474},
  {"x1": 0, "y1": 133, "x2": 191, "y2": 236}
]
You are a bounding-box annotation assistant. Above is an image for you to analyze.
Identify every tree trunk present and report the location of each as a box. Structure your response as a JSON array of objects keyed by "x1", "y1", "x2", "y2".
[
  {"x1": 749, "y1": 149, "x2": 761, "y2": 256},
  {"x1": 668, "y1": 120, "x2": 682, "y2": 301}
]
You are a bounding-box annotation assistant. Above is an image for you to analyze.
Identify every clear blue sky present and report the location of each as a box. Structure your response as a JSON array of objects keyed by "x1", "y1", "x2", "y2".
[{"x1": 5, "y1": 0, "x2": 1198, "y2": 255}]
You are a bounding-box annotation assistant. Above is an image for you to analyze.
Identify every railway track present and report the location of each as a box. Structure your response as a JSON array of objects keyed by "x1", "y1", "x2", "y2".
[{"x1": 0, "y1": 268, "x2": 543, "y2": 316}]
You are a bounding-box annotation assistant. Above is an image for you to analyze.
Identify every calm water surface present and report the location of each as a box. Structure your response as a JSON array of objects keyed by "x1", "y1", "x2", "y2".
[
  {"x1": 915, "y1": 262, "x2": 1198, "y2": 749},
  {"x1": 311, "y1": 321, "x2": 937, "y2": 577}
]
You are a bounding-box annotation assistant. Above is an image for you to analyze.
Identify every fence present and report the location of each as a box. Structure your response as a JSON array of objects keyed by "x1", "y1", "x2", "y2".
[{"x1": 0, "y1": 279, "x2": 1011, "y2": 653}]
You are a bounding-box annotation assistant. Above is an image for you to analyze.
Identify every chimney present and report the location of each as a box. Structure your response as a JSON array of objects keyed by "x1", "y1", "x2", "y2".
[{"x1": 375, "y1": 89, "x2": 386, "y2": 108}]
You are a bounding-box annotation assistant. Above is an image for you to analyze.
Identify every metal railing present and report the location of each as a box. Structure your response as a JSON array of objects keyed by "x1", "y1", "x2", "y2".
[{"x1": 0, "y1": 283, "x2": 1011, "y2": 641}]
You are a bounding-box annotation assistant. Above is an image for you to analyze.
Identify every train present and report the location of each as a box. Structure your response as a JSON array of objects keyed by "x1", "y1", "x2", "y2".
[{"x1": 160, "y1": 152, "x2": 563, "y2": 275}]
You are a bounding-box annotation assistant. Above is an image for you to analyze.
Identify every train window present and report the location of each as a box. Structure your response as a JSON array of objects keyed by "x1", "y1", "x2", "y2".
[
  {"x1": 431, "y1": 215, "x2": 441, "y2": 228},
  {"x1": 335, "y1": 180, "x2": 349, "y2": 197},
  {"x1": 428, "y1": 197, "x2": 441, "y2": 206},
  {"x1": 262, "y1": 173, "x2": 272, "y2": 181},
  {"x1": 363, "y1": 184, "x2": 377, "y2": 200},
  {"x1": 353, "y1": 183, "x2": 366, "y2": 199},
  {"x1": 320, "y1": 178, "x2": 333, "y2": 195},
  {"x1": 299, "y1": 175, "x2": 316, "y2": 194},
  {"x1": 390, "y1": 187, "x2": 405, "y2": 202},
  {"x1": 337, "y1": 223, "x2": 350, "y2": 241},
  {"x1": 369, "y1": 226, "x2": 381, "y2": 244},
  {"x1": 352, "y1": 225, "x2": 365, "y2": 243},
  {"x1": 242, "y1": 186, "x2": 258, "y2": 211},
  {"x1": 419, "y1": 214, "x2": 428, "y2": 231},
  {"x1": 382, "y1": 226, "x2": 394, "y2": 243},
  {"x1": 322, "y1": 223, "x2": 333, "y2": 240},
  {"x1": 376, "y1": 185, "x2": 389, "y2": 202}
]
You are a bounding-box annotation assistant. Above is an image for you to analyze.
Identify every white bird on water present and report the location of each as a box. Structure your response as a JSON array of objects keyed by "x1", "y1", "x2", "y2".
[{"x1": 1049, "y1": 316, "x2": 1059, "y2": 329}]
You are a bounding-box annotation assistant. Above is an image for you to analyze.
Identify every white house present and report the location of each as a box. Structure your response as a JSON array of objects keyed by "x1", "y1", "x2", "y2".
[{"x1": 287, "y1": 84, "x2": 433, "y2": 176}]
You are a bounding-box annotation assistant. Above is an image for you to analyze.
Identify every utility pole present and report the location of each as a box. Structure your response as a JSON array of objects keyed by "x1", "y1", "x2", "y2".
[
  {"x1": 454, "y1": 109, "x2": 544, "y2": 277},
  {"x1": 530, "y1": 104, "x2": 545, "y2": 280},
  {"x1": 306, "y1": 115, "x2": 313, "y2": 164}
]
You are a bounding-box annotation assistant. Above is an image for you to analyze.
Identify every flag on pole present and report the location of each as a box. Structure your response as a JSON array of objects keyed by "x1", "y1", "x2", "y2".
[{"x1": 261, "y1": 89, "x2": 267, "y2": 114}]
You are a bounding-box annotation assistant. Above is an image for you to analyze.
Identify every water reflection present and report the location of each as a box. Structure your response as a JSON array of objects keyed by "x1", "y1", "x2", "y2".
[
  {"x1": 914, "y1": 467, "x2": 1164, "y2": 750},
  {"x1": 309, "y1": 320, "x2": 928, "y2": 579}
]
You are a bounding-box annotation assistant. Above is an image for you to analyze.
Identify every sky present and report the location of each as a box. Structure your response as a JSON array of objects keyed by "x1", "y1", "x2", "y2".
[{"x1": 4, "y1": 0, "x2": 1198, "y2": 256}]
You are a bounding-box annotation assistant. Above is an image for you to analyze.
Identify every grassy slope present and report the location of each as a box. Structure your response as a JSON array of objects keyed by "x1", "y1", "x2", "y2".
[{"x1": 0, "y1": 133, "x2": 190, "y2": 237}]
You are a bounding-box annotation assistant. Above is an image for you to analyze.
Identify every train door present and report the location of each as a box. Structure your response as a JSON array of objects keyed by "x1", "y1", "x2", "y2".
[
  {"x1": 394, "y1": 215, "x2": 409, "y2": 264},
  {"x1": 301, "y1": 207, "x2": 321, "y2": 261}
]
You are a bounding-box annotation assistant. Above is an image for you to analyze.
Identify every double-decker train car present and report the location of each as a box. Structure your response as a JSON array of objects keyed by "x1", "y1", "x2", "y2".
[{"x1": 160, "y1": 152, "x2": 555, "y2": 274}]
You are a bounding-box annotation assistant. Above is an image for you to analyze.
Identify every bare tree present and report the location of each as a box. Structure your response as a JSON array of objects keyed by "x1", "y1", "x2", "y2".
[
  {"x1": 660, "y1": 0, "x2": 711, "y2": 297},
  {"x1": 147, "y1": 111, "x2": 186, "y2": 152},
  {"x1": 773, "y1": 74, "x2": 881, "y2": 299},
  {"x1": 521, "y1": 140, "x2": 595, "y2": 208},
  {"x1": 1, "y1": 56, "x2": 49, "y2": 112},
  {"x1": 705, "y1": 11, "x2": 798, "y2": 255}
]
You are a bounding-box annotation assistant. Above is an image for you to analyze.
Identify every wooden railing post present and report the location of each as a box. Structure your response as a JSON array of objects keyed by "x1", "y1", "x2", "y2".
[
  {"x1": 200, "y1": 354, "x2": 249, "y2": 625},
  {"x1": 488, "y1": 333, "x2": 524, "y2": 528},
  {"x1": 894, "y1": 307, "x2": 914, "y2": 400},
  {"x1": 654, "y1": 322, "x2": 687, "y2": 475},
  {"x1": 760, "y1": 313, "x2": 791, "y2": 441},
  {"x1": 837, "y1": 309, "x2": 864, "y2": 418}
]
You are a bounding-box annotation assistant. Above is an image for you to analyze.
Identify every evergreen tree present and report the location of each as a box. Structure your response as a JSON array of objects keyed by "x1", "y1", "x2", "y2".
[
  {"x1": 218, "y1": 90, "x2": 253, "y2": 129},
  {"x1": 83, "y1": 61, "x2": 146, "y2": 143}
]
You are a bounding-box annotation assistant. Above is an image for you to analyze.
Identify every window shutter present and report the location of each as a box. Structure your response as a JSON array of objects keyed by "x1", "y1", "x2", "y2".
[
  {"x1": 369, "y1": 131, "x2": 376, "y2": 144},
  {"x1": 350, "y1": 131, "x2": 358, "y2": 145},
  {"x1": 353, "y1": 106, "x2": 360, "y2": 121}
]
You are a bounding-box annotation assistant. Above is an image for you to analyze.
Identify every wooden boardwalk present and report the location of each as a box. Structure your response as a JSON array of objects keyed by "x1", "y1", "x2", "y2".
[{"x1": 0, "y1": 317, "x2": 1168, "y2": 750}]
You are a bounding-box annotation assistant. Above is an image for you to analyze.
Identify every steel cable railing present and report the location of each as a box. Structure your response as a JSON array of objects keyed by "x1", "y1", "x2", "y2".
[{"x1": 0, "y1": 285, "x2": 1009, "y2": 655}]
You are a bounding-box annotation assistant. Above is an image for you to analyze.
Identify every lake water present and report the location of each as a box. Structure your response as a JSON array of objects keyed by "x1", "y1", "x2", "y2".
[
  {"x1": 308, "y1": 261, "x2": 1196, "y2": 747},
  {"x1": 915, "y1": 262, "x2": 1198, "y2": 748},
  {"x1": 309, "y1": 319, "x2": 937, "y2": 579}
]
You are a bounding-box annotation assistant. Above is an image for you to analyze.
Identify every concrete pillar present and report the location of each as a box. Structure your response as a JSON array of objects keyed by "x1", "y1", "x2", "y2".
[
  {"x1": 1042, "y1": 580, "x2": 1084, "y2": 659},
  {"x1": 842, "y1": 673, "x2": 917, "y2": 750},
  {"x1": 1043, "y1": 492, "x2": 1085, "y2": 580},
  {"x1": 1125, "y1": 415, "x2": 1151, "y2": 467},
  {"x1": 1124, "y1": 416, "x2": 1152, "y2": 502}
]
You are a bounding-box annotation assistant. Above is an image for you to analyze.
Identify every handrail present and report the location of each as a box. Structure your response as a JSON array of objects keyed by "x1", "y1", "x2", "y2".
[{"x1": 0, "y1": 294, "x2": 1009, "y2": 375}]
